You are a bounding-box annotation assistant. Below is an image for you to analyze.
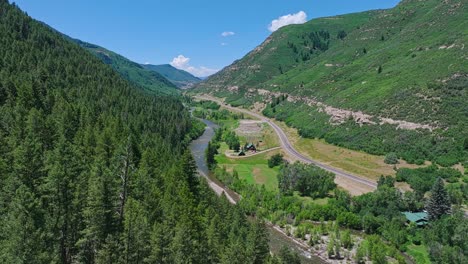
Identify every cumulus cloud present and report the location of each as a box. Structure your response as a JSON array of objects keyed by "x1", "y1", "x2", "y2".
[
  {"x1": 268, "y1": 11, "x2": 307, "y2": 32},
  {"x1": 221, "y1": 31, "x2": 235, "y2": 37},
  {"x1": 170, "y1": 55, "x2": 218, "y2": 77}
]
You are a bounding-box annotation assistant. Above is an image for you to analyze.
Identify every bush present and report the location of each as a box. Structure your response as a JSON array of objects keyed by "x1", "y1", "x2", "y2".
[
  {"x1": 384, "y1": 152, "x2": 399, "y2": 164},
  {"x1": 268, "y1": 153, "x2": 284, "y2": 168}
]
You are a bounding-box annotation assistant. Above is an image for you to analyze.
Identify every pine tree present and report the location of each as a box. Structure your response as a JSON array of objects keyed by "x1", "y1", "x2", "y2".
[
  {"x1": 123, "y1": 198, "x2": 150, "y2": 263},
  {"x1": 180, "y1": 149, "x2": 199, "y2": 195},
  {"x1": 426, "y1": 177, "x2": 451, "y2": 220}
]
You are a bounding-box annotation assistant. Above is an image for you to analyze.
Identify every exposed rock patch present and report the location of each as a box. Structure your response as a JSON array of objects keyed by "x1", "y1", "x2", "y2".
[{"x1": 255, "y1": 90, "x2": 436, "y2": 131}]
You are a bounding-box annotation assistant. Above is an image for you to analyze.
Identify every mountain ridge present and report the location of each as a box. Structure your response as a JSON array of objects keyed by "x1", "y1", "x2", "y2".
[
  {"x1": 71, "y1": 38, "x2": 179, "y2": 95},
  {"x1": 193, "y1": 0, "x2": 467, "y2": 166},
  {"x1": 142, "y1": 63, "x2": 200, "y2": 89}
]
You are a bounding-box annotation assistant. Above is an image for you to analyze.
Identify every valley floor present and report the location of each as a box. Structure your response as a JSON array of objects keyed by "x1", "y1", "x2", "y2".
[{"x1": 195, "y1": 94, "x2": 384, "y2": 195}]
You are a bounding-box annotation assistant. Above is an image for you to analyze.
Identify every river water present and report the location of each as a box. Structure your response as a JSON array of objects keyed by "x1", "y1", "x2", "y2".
[{"x1": 189, "y1": 118, "x2": 326, "y2": 264}]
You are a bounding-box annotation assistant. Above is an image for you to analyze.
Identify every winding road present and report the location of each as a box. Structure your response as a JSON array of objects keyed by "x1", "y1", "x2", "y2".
[{"x1": 196, "y1": 95, "x2": 378, "y2": 191}]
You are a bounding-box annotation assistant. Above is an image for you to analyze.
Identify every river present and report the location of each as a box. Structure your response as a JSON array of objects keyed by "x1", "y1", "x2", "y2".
[{"x1": 189, "y1": 118, "x2": 326, "y2": 264}]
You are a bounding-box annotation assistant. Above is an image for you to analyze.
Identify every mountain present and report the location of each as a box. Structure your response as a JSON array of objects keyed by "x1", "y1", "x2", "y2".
[
  {"x1": 142, "y1": 64, "x2": 201, "y2": 89},
  {"x1": 0, "y1": 1, "x2": 269, "y2": 262},
  {"x1": 193, "y1": 0, "x2": 467, "y2": 166},
  {"x1": 72, "y1": 39, "x2": 179, "y2": 95}
]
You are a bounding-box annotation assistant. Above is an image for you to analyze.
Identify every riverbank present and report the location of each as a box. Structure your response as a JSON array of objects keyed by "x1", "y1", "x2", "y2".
[{"x1": 189, "y1": 116, "x2": 326, "y2": 263}]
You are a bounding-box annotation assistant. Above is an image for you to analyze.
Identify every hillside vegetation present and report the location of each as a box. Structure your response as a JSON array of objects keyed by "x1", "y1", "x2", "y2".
[
  {"x1": 73, "y1": 39, "x2": 179, "y2": 95},
  {"x1": 194, "y1": 0, "x2": 468, "y2": 166},
  {"x1": 0, "y1": 1, "x2": 271, "y2": 263},
  {"x1": 142, "y1": 64, "x2": 201, "y2": 89}
]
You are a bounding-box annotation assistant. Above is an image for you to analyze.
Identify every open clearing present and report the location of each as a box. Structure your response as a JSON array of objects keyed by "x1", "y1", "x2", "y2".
[
  {"x1": 217, "y1": 143, "x2": 280, "y2": 191},
  {"x1": 235, "y1": 120, "x2": 280, "y2": 151}
]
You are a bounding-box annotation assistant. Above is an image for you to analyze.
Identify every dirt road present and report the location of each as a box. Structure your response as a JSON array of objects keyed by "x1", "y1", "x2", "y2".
[{"x1": 195, "y1": 95, "x2": 378, "y2": 192}]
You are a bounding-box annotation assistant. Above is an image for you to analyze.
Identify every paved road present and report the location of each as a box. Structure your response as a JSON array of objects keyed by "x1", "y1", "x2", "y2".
[{"x1": 196, "y1": 95, "x2": 378, "y2": 190}]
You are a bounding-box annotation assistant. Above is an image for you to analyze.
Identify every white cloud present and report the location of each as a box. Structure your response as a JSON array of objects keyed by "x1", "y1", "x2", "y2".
[
  {"x1": 268, "y1": 11, "x2": 307, "y2": 32},
  {"x1": 221, "y1": 42, "x2": 228, "y2": 46},
  {"x1": 170, "y1": 55, "x2": 218, "y2": 77},
  {"x1": 221, "y1": 31, "x2": 235, "y2": 37}
]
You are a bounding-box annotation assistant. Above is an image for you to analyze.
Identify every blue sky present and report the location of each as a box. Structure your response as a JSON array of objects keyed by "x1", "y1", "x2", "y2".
[{"x1": 14, "y1": 0, "x2": 400, "y2": 77}]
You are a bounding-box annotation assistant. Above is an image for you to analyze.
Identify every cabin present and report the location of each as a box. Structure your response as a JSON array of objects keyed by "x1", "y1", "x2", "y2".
[
  {"x1": 402, "y1": 212, "x2": 428, "y2": 227},
  {"x1": 245, "y1": 143, "x2": 257, "y2": 152}
]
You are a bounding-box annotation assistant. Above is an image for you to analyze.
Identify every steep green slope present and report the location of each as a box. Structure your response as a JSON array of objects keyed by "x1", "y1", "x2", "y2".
[
  {"x1": 194, "y1": 0, "x2": 468, "y2": 166},
  {"x1": 73, "y1": 39, "x2": 179, "y2": 95},
  {"x1": 0, "y1": 1, "x2": 270, "y2": 263},
  {"x1": 142, "y1": 64, "x2": 200, "y2": 88}
]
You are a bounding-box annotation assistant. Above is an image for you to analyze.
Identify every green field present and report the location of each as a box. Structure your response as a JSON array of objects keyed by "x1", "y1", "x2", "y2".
[{"x1": 216, "y1": 143, "x2": 280, "y2": 191}]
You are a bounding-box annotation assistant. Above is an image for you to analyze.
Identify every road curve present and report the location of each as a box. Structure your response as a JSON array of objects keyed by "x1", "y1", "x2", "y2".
[{"x1": 196, "y1": 95, "x2": 378, "y2": 190}]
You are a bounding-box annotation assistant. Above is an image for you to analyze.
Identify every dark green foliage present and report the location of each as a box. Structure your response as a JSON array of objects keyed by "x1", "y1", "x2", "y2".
[
  {"x1": 384, "y1": 152, "x2": 399, "y2": 164},
  {"x1": 276, "y1": 246, "x2": 301, "y2": 264},
  {"x1": 377, "y1": 175, "x2": 395, "y2": 188},
  {"x1": 72, "y1": 39, "x2": 179, "y2": 95},
  {"x1": 396, "y1": 165, "x2": 462, "y2": 195},
  {"x1": 426, "y1": 178, "x2": 451, "y2": 221},
  {"x1": 278, "y1": 162, "x2": 336, "y2": 198},
  {"x1": 194, "y1": 100, "x2": 221, "y2": 110},
  {"x1": 268, "y1": 153, "x2": 284, "y2": 168},
  {"x1": 206, "y1": 141, "x2": 219, "y2": 169},
  {"x1": 424, "y1": 211, "x2": 467, "y2": 264},
  {"x1": 142, "y1": 64, "x2": 200, "y2": 88},
  {"x1": 224, "y1": 130, "x2": 241, "y2": 151},
  {"x1": 0, "y1": 2, "x2": 269, "y2": 262},
  {"x1": 337, "y1": 30, "x2": 347, "y2": 40},
  {"x1": 377, "y1": 65, "x2": 383, "y2": 74}
]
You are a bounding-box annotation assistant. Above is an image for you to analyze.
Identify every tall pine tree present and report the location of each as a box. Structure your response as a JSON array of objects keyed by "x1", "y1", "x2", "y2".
[{"x1": 426, "y1": 177, "x2": 451, "y2": 220}]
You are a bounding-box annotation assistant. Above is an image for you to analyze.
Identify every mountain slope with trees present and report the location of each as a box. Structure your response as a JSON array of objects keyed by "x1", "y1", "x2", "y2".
[
  {"x1": 142, "y1": 64, "x2": 201, "y2": 89},
  {"x1": 193, "y1": 0, "x2": 467, "y2": 166},
  {"x1": 0, "y1": 1, "x2": 271, "y2": 263},
  {"x1": 72, "y1": 38, "x2": 179, "y2": 95}
]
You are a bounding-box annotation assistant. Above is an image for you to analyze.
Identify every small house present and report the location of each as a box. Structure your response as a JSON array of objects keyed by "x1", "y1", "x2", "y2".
[
  {"x1": 402, "y1": 212, "x2": 428, "y2": 227},
  {"x1": 245, "y1": 143, "x2": 257, "y2": 152}
]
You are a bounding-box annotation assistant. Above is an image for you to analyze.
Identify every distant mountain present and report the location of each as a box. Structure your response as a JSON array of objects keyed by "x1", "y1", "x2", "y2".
[
  {"x1": 194, "y1": 0, "x2": 467, "y2": 166},
  {"x1": 142, "y1": 64, "x2": 200, "y2": 89},
  {"x1": 72, "y1": 39, "x2": 178, "y2": 95}
]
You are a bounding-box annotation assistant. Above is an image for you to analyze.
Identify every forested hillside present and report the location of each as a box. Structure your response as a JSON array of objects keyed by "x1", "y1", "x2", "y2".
[
  {"x1": 142, "y1": 64, "x2": 201, "y2": 89},
  {"x1": 0, "y1": 1, "x2": 270, "y2": 263},
  {"x1": 194, "y1": 0, "x2": 467, "y2": 166},
  {"x1": 73, "y1": 39, "x2": 179, "y2": 95}
]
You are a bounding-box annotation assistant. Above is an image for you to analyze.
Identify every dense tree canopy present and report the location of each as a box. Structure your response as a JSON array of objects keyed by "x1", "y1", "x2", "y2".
[
  {"x1": 0, "y1": 2, "x2": 269, "y2": 263},
  {"x1": 278, "y1": 162, "x2": 336, "y2": 198}
]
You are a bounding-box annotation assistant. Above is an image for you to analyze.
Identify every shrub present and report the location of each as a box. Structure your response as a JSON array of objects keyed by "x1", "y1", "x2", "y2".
[
  {"x1": 268, "y1": 153, "x2": 284, "y2": 168},
  {"x1": 384, "y1": 152, "x2": 399, "y2": 164}
]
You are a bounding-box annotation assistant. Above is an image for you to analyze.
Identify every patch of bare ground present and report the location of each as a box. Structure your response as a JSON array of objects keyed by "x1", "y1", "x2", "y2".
[
  {"x1": 236, "y1": 120, "x2": 263, "y2": 135},
  {"x1": 396, "y1": 182, "x2": 413, "y2": 192},
  {"x1": 452, "y1": 163, "x2": 465, "y2": 174}
]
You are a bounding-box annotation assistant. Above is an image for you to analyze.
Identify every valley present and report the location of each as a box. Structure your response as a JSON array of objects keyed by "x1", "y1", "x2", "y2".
[
  {"x1": 194, "y1": 94, "x2": 378, "y2": 195},
  {"x1": 1, "y1": 0, "x2": 466, "y2": 263}
]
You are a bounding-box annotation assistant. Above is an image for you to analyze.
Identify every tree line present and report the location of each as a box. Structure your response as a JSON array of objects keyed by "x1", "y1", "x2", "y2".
[{"x1": 0, "y1": 2, "x2": 274, "y2": 263}]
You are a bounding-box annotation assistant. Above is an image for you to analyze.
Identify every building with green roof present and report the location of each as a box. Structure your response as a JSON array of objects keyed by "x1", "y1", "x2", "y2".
[{"x1": 402, "y1": 212, "x2": 428, "y2": 226}]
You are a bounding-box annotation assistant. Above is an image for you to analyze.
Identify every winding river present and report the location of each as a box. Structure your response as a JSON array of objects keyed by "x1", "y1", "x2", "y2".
[{"x1": 189, "y1": 118, "x2": 326, "y2": 264}]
